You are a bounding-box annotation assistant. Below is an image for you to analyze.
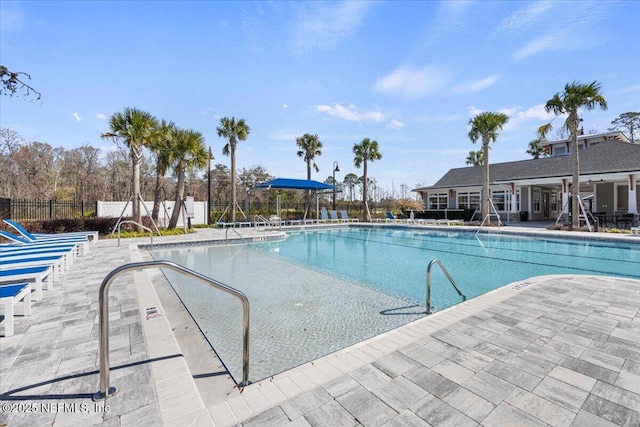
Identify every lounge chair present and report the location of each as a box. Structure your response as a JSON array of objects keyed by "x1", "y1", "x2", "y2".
[
  {"x1": 0, "y1": 283, "x2": 31, "y2": 336},
  {"x1": 0, "y1": 230, "x2": 89, "y2": 256},
  {"x1": 1, "y1": 244, "x2": 78, "y2": 267},
  {"x1": 329, "y1": 210, "x2": 342, "y2": 223},
  {"x1": 2, "y1": 255, "x2": 65, "y2": 281},
  {"x1": 4, "y1": 219, "x2": 98, "y2": 242},
  {"x1": 0, "y1": 265, "x2": 53, "y2": 301},
  {"x1": 319, "y1": 208, "x2": 330, "y2": 223},
  {"x1": 373, "y1": 211, "x2": 396, "y2": 223},
  {"x1": 340, "y1": 210, "x2": 359, "y2": 222},
  {"x1": 447, "y1": 219, "x2": 465, "y2": 226}
]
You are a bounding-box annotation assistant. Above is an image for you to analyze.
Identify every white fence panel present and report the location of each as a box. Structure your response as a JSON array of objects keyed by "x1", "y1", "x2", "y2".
[{"x1": 97, "y1": 200, "x2": 207, "y2": 227}]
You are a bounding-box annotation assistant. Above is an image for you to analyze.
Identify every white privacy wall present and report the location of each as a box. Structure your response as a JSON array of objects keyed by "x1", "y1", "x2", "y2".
[{"x1": 97, "y1": 201, "x2": 207, "y2": 226}]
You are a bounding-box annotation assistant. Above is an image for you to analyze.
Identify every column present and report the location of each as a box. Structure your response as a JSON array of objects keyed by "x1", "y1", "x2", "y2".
[
  {"x1": 561, "y1": 179, "x2": 569, "y2": 213},
  {"x1": 629, "y1": 174, "x2": 638, "y2": 214}
]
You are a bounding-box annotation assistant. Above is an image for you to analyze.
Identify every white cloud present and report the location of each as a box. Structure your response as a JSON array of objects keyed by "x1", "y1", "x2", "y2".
[
  {"x1": 373, "y1": 65, "x2": 449, "y2": 99},
  {"x1": 292, "y1": 1, "x2": 374, "y2": 52},
  {"x1": 510, "y1": 2, "x2": 611, "y2": 60},
  {"x1": 498, "y1": 1, "x2": 554, "y2": 34},
  {"x1": 452, "y1": 75, "x2": 498, "y2": 94},
  {"x1": 513, "y1": 31, "x2": 569, "y2": 60},
  {"x1": 96, "y1": 113, "x2": 106, "y2": 119},
  {"x1": 387, "y1": 119, "x2": 405, "y2": 130},
  {"x1": 465, "y1": 106, "x2": 484, "y2": 117},
  {"x1": 71, "y1": 112, "x2": 82, "y2": 122},
  {"x1": 282, "y1": 104, "x2": 288, "y2": 109},
  {"x1": 618, "y1": 84, "x2": 640, "y2": 94},
  {"x1": 514, "y1": 104, "x2": 556, "y2": 121},
  {"x1": 316, "y1": 104, "x2": 385, "y2": 123}
]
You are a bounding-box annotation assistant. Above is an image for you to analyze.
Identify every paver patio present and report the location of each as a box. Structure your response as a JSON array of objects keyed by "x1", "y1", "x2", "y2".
[{"x1": 1, "y1": 226, "x2": 639, "y2": 426}]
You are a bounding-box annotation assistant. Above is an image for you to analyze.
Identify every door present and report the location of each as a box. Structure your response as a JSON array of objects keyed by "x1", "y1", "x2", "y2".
[{"x1": 543, "y1": 192, "x2": 550, "y2": 219}]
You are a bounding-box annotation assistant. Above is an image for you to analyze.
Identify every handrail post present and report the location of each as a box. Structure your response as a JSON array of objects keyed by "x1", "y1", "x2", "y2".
[
  {"x1": 93, "y1": 260, "x2": 250, "y2": 401},
  {"x1": 426, "y1": 258, "x2": 466, "y2": 314},
  {"x1": 117, "y1": 220, "x2": 154, "y2": 248}
]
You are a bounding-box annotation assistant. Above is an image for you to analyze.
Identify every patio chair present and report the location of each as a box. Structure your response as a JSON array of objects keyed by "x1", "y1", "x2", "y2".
[
  {"x1": 4, "y1": 219, "x2": 99, "y2": 242},
  {"x1": 340, "y1": 210, "x2": 359, "y2": 222},
  {"x1": 0, "y1": 265, "x2": 53, "y2": 301},
  {"x1": 0, "y1": 230, "x2": 89, "y2": 256},
  {"x1": 319, "y1": 208, "x2": 330, "y2": 223},
  {"x1": 0, "y1": 283, "x2": 31, "y2": 336},
  {"x1": 1, "y1": 243, "x2": 78, "y2": 267},
  {"x1": 329, "y1": 210, "x2": 342, "y2": 223},
  {"x1": 3, "y1": 221, "x2": 92, "y2": 253},
  {"x1": 1, "y1": 254, "x2": 65, "y2": 282}
]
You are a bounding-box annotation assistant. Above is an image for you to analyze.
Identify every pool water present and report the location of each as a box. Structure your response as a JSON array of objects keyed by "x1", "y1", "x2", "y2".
[{"x1": 151, "y1": 227, "x2": 640, "y2": 383}]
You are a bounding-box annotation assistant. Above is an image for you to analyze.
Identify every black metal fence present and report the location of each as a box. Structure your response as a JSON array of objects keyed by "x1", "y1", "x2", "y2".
[{"x1": 0, "y1": 198, "x2": 97, "y2": 221}]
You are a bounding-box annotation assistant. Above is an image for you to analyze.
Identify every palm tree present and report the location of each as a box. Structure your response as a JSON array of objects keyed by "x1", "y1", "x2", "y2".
[
  {"x1": 167, "y1": 128, "x2": 208, "y2": 229},
  {"x1": 538, "y1": 81, "x2": 607, "y2": 229},
  {"x1": 149, "y1": 120, "x2": 176, "y2": 223},
  {"x1": 465, "y1": 150, "x2": 484, "y2": 166},
  {"x1": 216, "y1": 117, "x2": 250, "y2": 222},
  {"x1": 101, "y1": 107, "x2": 158, "y2": 232},
  {"x1": 353, "y1": 138, "x2": 382, "y2": 221},
  {"x1": 468, "y1": 111, "x2": 510, "y2": 224},
  {"x1": 296, "y1": 133, "x2": 323, "y2": 179},
  {"x1": 296, "y1": 133, "x2": 323, "y2": 214},
  {"x1": 526, "y1": 139, "x2": 549, "y2": 159}
]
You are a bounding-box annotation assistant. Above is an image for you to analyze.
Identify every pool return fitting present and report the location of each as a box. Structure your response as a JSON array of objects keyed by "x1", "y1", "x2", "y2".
[{"x1": 93, "y1": 260, "x2": 250, "y2": 400}]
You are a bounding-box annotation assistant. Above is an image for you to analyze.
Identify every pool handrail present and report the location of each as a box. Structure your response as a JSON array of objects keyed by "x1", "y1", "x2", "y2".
[
  {"x1": 426, "y1": 258, "x2": 466, "y2": 314},
  {"x1": 93, "y1": 260, "x2": 250, "y2": 401},
  {"x1": 116, "y1": 220, "x2": 154, "y2": 248}
]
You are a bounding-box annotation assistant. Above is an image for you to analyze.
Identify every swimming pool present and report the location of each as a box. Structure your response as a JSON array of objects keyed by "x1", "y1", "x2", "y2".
[{"x1": 151, "y1": 227, "x2": 640, "y2": 383}]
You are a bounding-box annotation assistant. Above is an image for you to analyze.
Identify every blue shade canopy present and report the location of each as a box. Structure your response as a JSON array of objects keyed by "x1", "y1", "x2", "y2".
[{"x1": 254, "y1": 178, "x2": 334, "y2": 191}]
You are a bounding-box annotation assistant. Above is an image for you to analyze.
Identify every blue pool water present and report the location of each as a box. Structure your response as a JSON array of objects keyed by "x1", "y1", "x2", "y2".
[{"x1": 152, "y1": 227, "x2": 640, "y2": 383}]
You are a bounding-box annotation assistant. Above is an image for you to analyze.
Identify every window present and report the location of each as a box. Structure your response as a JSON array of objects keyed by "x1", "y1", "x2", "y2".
[
  {"x1": 533, "y1": 188, "x2": 541, "y2": 212},
  {"x1": 553, "y1": 146, "x2": 567, "y2": 156},
  {"x1": 492, "y1": 191, "x2": 507, "y2": 211},
  {"x1": 550, "y1": 192, "x2": 558, "y2": 212},
  {"x1": 489, "y1": 189, "x2": 520, "y2": 211},
  {"x1": 457, "y1": 192, "x2": 480, "y2": 210},
  {"x1": 428, "y1": 193, "x2": 448, "y2": 210}
]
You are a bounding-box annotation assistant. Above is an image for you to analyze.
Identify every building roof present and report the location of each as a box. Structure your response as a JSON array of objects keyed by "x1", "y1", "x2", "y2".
[{"x1": 414, "y1": 140, "x2": 640, "y2": 191}]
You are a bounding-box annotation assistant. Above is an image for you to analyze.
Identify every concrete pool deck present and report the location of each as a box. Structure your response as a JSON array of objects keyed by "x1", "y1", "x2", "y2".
[{"x1": 0, "y1": 224, "x2": 639, "y2": 426}]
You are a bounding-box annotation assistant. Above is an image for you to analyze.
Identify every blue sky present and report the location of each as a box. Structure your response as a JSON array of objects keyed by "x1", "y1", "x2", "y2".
[{"x1": 1, "y1": 0, "x2": 639, "y2": 194}]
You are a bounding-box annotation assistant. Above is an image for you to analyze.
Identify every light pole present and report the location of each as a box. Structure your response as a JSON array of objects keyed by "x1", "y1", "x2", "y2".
[{"x1": 332, "y1": 161, "x2": 340, "y2": 211}]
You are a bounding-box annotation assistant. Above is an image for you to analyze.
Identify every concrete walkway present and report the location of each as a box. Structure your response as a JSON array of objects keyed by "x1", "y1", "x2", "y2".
[{"x1": 1, "y1": 225, "x2": 639, "y2": 426}]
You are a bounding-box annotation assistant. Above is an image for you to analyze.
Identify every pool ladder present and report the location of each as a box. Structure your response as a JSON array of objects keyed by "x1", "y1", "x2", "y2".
[
  {"x1": 93, "y1": 260, "x2": 250, "y2": 400},
  {"x1": 426, "y1": 259, "x2": 466, "y2": 314}
]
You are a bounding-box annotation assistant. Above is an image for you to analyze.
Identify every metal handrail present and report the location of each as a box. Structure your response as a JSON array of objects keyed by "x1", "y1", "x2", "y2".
[
  {"x1": 426, "y1": 259, "x2": 466, "y2": 314},
  {"x1": 225, "y1": 226, "x2": 243, "y2": 242},
  {"x1": 254, "y1": 215, "x2": 269, "y2": 230},
  {"x1": 93, "y1": 260, "x2": 250, "y2": 401},
  {"x1": 117, "y1": 220, "x2": 154, "y2": 248}
]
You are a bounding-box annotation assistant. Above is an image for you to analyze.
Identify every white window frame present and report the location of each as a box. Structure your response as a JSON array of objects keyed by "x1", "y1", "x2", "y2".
[{"x1": 428, "y1": 193, "x2": 448, "y2": 210}]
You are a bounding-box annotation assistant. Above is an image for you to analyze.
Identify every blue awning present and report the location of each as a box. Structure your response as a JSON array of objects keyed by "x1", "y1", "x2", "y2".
[{"x1": 253, "y1": 178, "x2": 334, "y2": 191}]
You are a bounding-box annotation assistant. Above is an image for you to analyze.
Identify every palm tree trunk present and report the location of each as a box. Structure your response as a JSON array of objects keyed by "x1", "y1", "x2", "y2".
[
  {"x1": 151, "y1": 165, "x2": 163, "y2": 222},
  {"x1": 132, "y1": 156, "x2": 143, "y2": 233},
  {"x1": 482, "y1": 139, "x2": 490, "y2": 225},
  {"x1": 571, "y1": 132, "x2": 580, "y2": 230},
  {"x1": 168, "y1": 163, "x2": 186, "y2": 229},
  {"x1": 231, "y1": 145, "x2": 237, "y2": 222},
  {"x1": 306, "y1": 160, "x2": 312, "y2": 215},
  {"x1": 363, "y1": 161, "x2": 369, "y2": 221}
]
